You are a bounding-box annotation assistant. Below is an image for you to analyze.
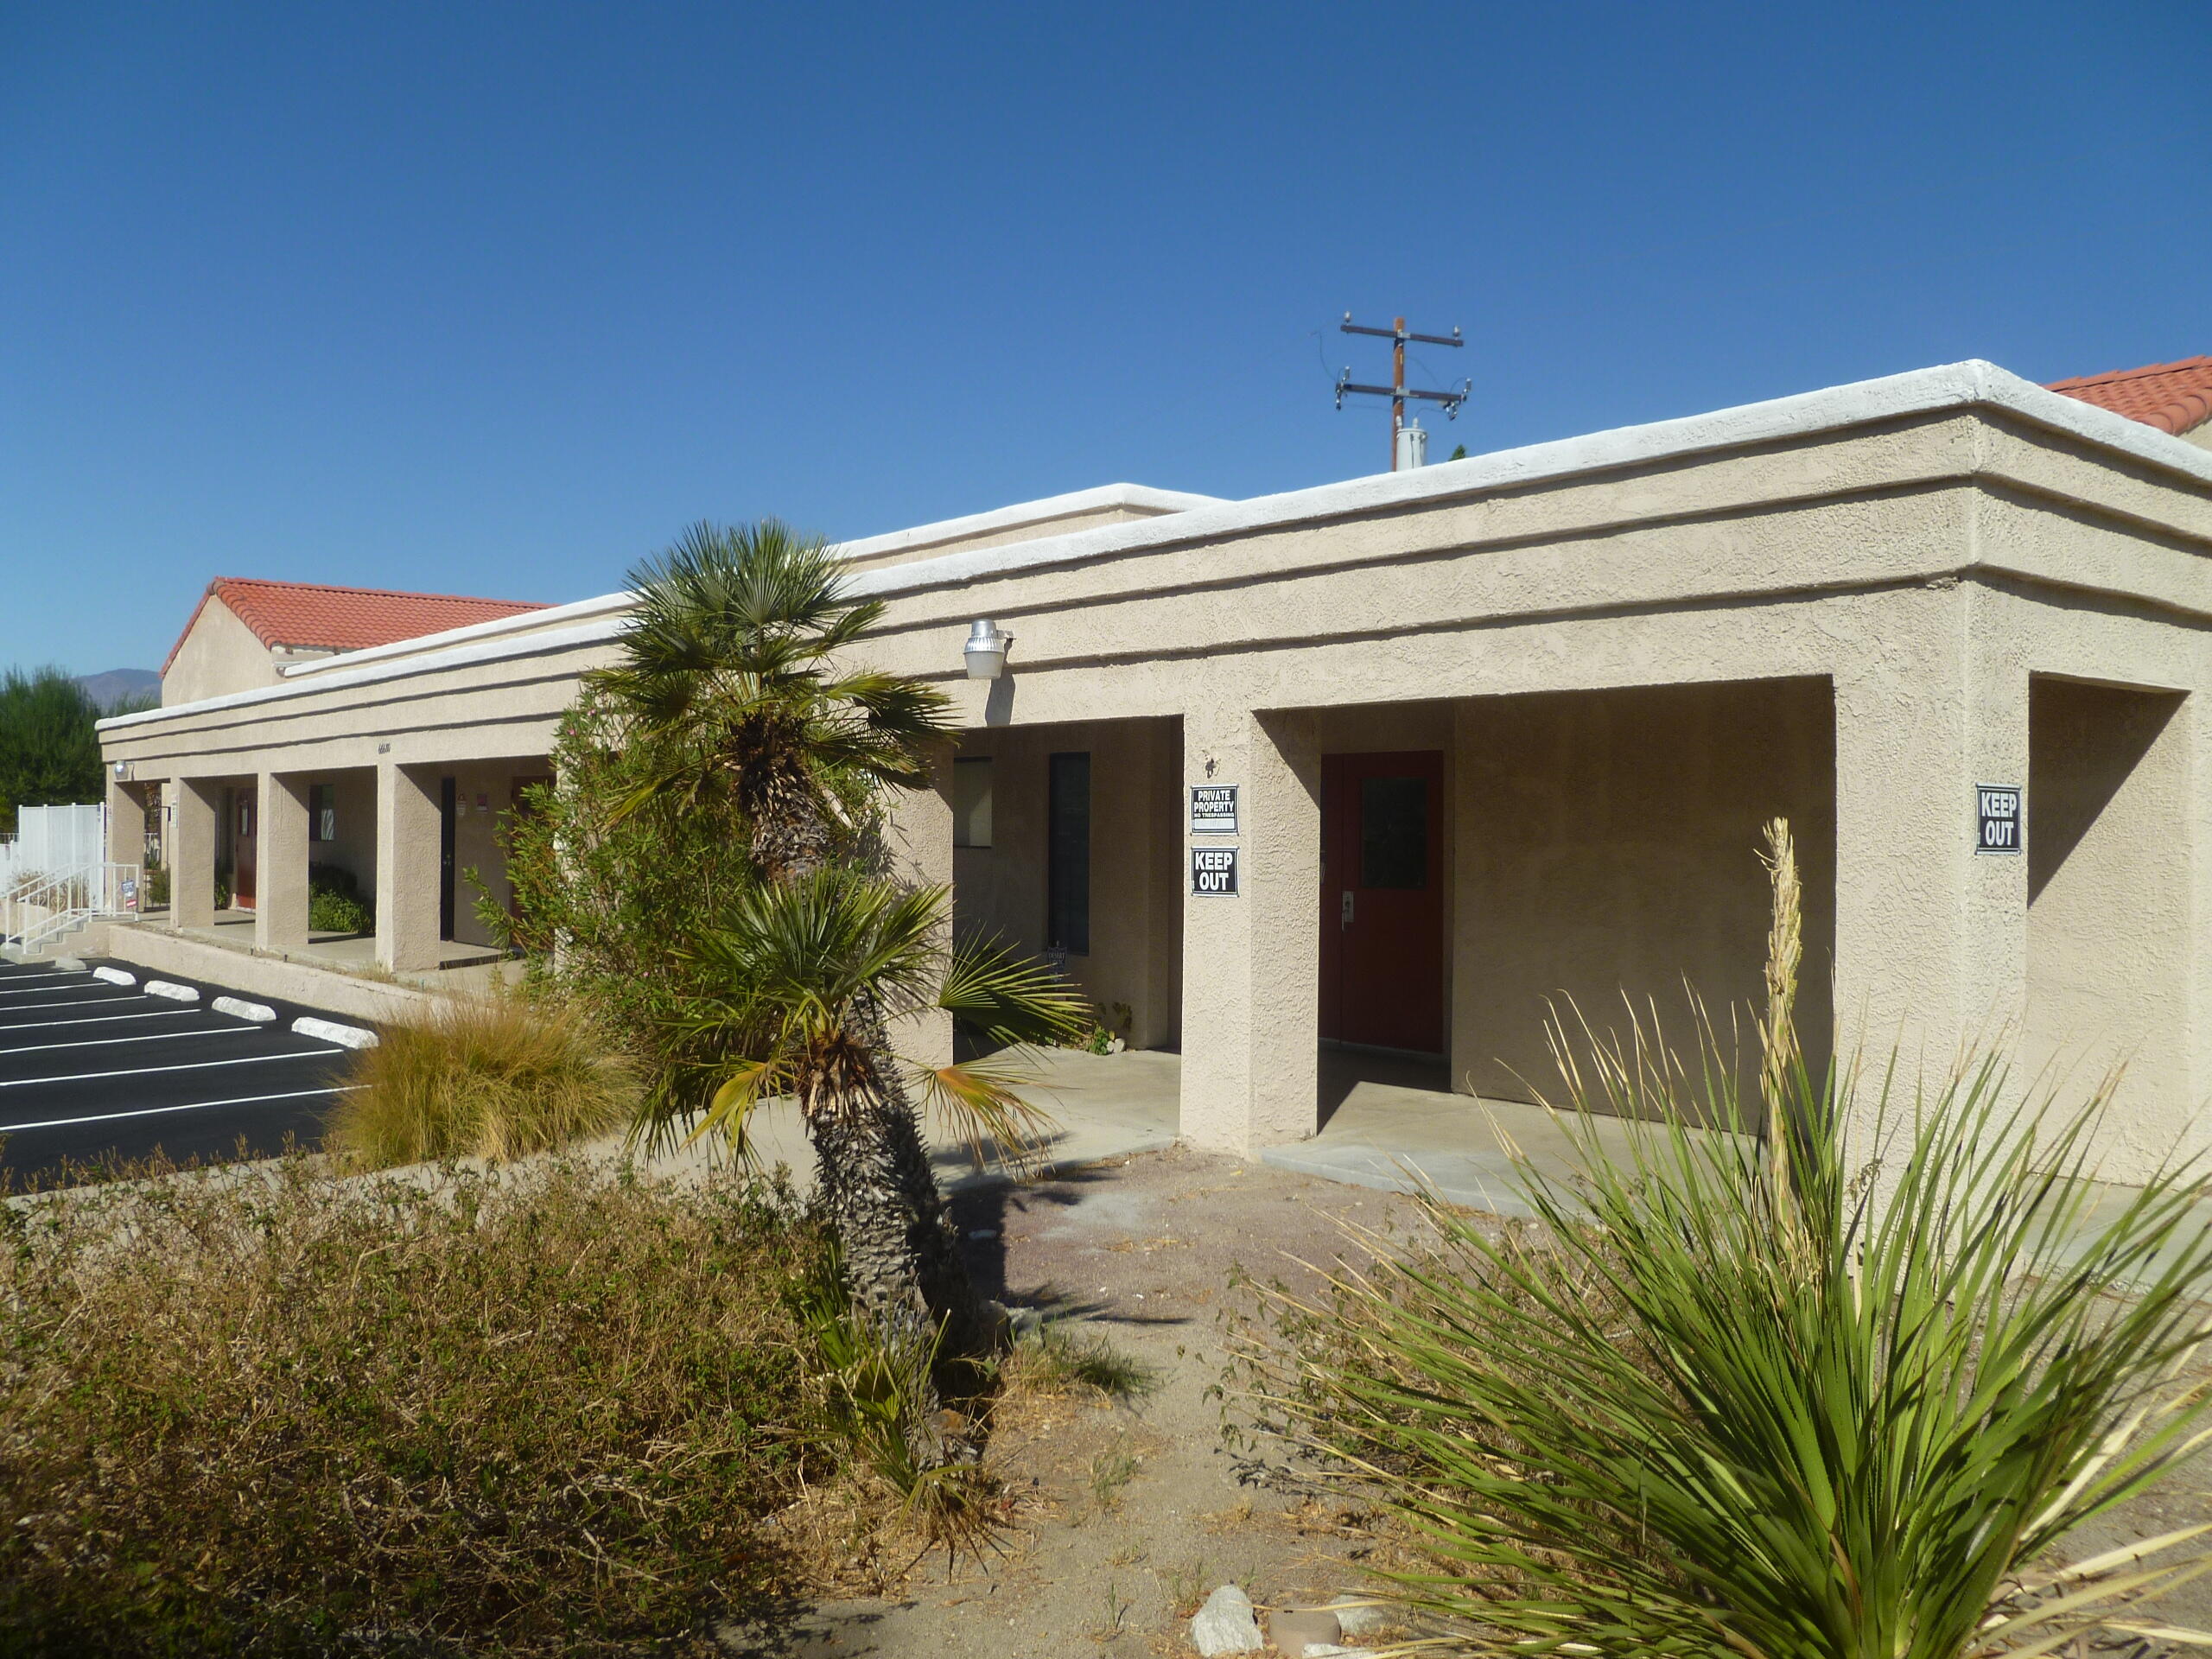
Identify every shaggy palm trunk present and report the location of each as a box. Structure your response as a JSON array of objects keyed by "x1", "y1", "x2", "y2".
[
  {"x1": 804, "y1": 1045, "x2": 995, "y2": 1372},
  {"x1": 756, "y1": 788, "x2": 995, "y2": 1387}
]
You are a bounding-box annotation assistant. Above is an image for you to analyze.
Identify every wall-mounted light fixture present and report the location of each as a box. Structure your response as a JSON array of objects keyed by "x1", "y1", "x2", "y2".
[
  {"x1": 111, "y1": 760, "x2": 129, "y2": 781},
  {"x1": 963, "y1": 620, "x2": 1013, "y2": 680}
]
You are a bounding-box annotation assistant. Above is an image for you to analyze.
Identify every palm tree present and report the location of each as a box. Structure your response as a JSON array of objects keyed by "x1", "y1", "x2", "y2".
[{"x1": 590, "y1": 521, "x2": 1086, "y2": 1374}]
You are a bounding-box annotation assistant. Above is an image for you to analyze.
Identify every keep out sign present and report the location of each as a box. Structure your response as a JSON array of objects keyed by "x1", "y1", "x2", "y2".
[
  {"x1": 1976, "y1": 785, "x2": 2022, "y2": 855},
  {"x1": 1190, "y1": 845, "x2": 1240, "y2": 896}
]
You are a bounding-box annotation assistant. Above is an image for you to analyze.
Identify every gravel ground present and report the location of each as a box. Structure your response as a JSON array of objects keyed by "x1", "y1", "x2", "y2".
[
  {"x1": 737, "y1": 1141, "x2": 2212, "y2": 1657},
  {"x1": 737, "y1": 1142, "x2": 1429, "y2": 1657}
]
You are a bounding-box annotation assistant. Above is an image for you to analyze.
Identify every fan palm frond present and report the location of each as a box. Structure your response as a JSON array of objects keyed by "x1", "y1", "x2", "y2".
[
  {"x1": 907, "y1": 1057, "x2": 1059, "y2": 1175},
  {"x1": 939, "y1": 933, "x2": 1092, "y2": 1049},
  {"x1": 588, "y1": 519, "x2": 954, "y2": 840}
]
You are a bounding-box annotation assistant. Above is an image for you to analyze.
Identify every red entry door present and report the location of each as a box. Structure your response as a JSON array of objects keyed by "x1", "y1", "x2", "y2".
[{"x1": 1320, "y1": 751, "x2": 1445, "y2": 1053}]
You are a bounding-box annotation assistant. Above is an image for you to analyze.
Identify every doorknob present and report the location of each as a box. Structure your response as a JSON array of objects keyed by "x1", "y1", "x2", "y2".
[{"x1": 1339, "y1": 890, "x2": 1354, "y2": 928}]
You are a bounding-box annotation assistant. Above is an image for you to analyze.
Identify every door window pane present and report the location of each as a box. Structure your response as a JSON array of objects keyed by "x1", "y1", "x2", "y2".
[
  {"x1": 953, "y1": 758, "x2": 993, "y2": 849},
  {"x1": 1047, "y1": 753, "x2": 1090, "y2": 955},
  {"x1": 1359, "y1": 776, "x2": 1427, "y2": 889}
]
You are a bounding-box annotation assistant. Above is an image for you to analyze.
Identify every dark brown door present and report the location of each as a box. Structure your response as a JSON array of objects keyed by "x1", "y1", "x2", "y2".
[
  {"x1": 1319, "y1": 751, "x2": 1445, "y2": 1053},
  {"x1": 232, "y1": 789, "x2": 257, "y2": 911}
]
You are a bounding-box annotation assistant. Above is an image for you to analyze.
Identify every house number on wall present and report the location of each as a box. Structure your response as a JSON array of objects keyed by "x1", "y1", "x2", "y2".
[
  {"x1": 1975, "y1": 785, "x2": 2022, "y2": 855},
  {"x1": 1190, "y1": 845, "x2": 1241, "y2": 896}
]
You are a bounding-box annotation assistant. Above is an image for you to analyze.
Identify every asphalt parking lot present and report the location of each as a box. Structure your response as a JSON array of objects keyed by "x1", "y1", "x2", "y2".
[{"x1": 0, "y1": 958, "x2": 364, "y2": 1183}]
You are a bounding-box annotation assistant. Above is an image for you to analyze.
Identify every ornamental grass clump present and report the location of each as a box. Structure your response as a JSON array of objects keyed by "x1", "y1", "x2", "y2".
[
  {"x1": 327, "y1": 990, "x2": 638, "y2": 1167},
  {"x1": 1244, "y1": 820, "x2": 2212, "y2": 1659}
]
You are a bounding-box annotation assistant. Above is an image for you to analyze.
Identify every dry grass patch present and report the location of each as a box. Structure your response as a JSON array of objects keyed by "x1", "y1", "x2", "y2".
[{"x1": 0, "y1": 1154, "x2": 842, "y2": 1656}]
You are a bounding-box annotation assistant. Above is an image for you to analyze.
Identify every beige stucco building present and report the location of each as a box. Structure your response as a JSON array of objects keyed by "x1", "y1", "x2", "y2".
[{"x1": 99, "y1": 363, "x2": 2212, "y2": 1180}]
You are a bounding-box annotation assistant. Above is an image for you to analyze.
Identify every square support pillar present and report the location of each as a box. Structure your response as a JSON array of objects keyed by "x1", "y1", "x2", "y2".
[
  {"x1": 880, "y1": 744, "x2": 956, "y2": 1069},
  {"x1": 376, "y1": 761, "x2": 443, "y2": 973},
  {"x1": 168, "y1": 778, "x2": 220, "y2": 930},
  {"x1": 1179, "y1": 704, "x2": 1321, "y2": 1154},
  {"x1": 1831, "y1": 586, "x2": 2028, "y2": 1148},
  {"x1": 255, "y1": 772, "x2": 313, "y2": 954},
  {"x1": 105, "y1": 774, "x2": 152, "y2": 918},
  {"x1": 103, "y1": 774, "x2": 143, "y2": 870}
]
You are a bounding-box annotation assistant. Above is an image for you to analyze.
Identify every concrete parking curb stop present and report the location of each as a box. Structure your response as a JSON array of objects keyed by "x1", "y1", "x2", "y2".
[
  {"x1": 144, "y1": 981, "x2": 201, "y2": 1002},
  {"x1": 92, "y1": 967, "x2": 135, "y2": 986},
  {"x1": 213, "y1": 996, "x2": 277, "y2": 1023},
  {"x1": 292, "y1": 1016, "x2": 378, "y2": 1050}
]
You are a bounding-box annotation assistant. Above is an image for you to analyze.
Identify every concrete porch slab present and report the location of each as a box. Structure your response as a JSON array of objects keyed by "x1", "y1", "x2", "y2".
[{"x1": 629, "y1": 1046, "x2": 1184, "y2": 1196}]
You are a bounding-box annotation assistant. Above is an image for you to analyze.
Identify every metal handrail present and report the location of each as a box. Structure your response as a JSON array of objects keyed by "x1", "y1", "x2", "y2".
[{"x1": 2, "y1": 861, "x2": 143, "y2": 953}]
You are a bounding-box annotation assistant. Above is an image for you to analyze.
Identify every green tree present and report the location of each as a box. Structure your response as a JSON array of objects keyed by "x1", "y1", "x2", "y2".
[
  {"x1": 0, "y1": 667, "x2": 105, "y2": 834},
  {"x1": 581, "y1": 522, "x2": 1086, "y2": 1396}
]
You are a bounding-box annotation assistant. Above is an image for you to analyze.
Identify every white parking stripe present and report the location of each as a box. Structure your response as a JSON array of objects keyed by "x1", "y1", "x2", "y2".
[
  {"x1": 0, "y1": 1048, "x2": 344, "y2": 1089},
  {"x1": 0, "y1": 972, "x2": 84, "y2": 985},
  {"x1": 0, "y1": 1084, "x2": 361, "y2": 1134},
  {"x1": 0, "y1": 981, "x2": 137, "y2": 998},
  {"x1": 0, "y1": 995, "x2": 152, "y2": 1018},
  {"x1": 0, "y1": 1008, "x2": 196, "y2": 1035},
  {"x1": 0, "y1": 1027, "x2": 240, "y2": 1060}
]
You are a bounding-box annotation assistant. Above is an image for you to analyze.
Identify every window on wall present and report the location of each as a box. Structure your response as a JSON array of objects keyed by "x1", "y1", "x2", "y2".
[
  {"x1": 1046, "y1": 752, "x2": 1090, "y2": 956},
  {"x1": 953, "y1": 758, "x2": 994, "y2": 849},
  {"x1": 309, "y1": 783, "x2": 336, "y2": 842}
]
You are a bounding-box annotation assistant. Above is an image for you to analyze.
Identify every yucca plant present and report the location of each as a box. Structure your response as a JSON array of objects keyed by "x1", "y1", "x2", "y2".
[{"x1": 1248, "y1": 821, "x2": 2212, "y2": 1659}]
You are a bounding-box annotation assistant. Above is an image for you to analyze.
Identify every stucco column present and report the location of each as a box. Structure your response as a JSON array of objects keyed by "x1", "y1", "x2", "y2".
[
  {"x1": 2195, "y1": 694, "x2": 2212, "y2": 1145},
  {"x1": 880, "y1": 745, "x2": 955, "y2": 1069},
  {"x1": 255, "y1": 772, "x2": 312, "y2": 953},
  {"x1": 103, "y1": 779, "x2": 147, "y2": 925},
  {"x1": 168, "y1": 778, "x2": 220, "y2": 930},
  {"x1": 103, "y1": 774, "x2": 139, "y2": 869},
  {"x1": 1179, "y1": 704, "x2": 1321, "y2": 1154},
  {"x1": 376, "y1": 761, "x2": 442, "y2": 972},
  {"x1": 1831, "y1": 585, "x2": 2029, "y2": 1137}
]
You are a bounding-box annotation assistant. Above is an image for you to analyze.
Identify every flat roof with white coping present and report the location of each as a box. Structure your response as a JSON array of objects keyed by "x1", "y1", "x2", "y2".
[
  {"x1": 251, "y1": 483, "x2": 1220, "y2": 685},
  {"x1": 98, "y1": 359, "x2": 2212, "y2": 738}
]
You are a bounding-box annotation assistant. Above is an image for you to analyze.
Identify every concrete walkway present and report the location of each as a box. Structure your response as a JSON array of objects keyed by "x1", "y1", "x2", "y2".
[{"x1": 633, "y1": 1046, "x2": 1185, "y2": 1196}]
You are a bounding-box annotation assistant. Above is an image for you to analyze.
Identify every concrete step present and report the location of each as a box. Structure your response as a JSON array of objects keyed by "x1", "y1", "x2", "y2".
[{"x1": 4, "y1": 913, "x2": 94, "y2": 964}]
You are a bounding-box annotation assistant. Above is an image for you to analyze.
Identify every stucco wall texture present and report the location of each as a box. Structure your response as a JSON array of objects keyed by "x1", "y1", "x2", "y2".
[
  {"x1": 162, "y1": 596, "x2": 285, "y2": 707},
  {"x1": 99, "y1": 361, "x2": 2212, "y2": 1182}
]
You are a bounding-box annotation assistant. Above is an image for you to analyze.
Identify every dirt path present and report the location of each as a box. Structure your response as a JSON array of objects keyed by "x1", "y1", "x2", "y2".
[
  {"x1": 752, "y1": 1142, "x2": 2212, "y2": 1657},
  {"x1": 753, "y1": 1143, "x2": 1422, "y2": 1656}
]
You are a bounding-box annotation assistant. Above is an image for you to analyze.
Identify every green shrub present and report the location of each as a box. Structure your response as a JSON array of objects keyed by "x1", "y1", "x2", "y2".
[
  {"x1": 0, "y1": 1156, "x2": 839, "y2": 1656},
  {"x1": 306, "y1": 861, "x2": 372, "y2": 932},
  {"x1": 785, "y1": 1241, "x2": 1006, "y2": 1556},
  {"x1": 1242, "y1": 823, "x2": 2212, "y2": 1659},
  {"x1": 143, "y1": 859, "x2": 169, "y2": 906},
  {"x1": 326, "y1": 993, "x2": 639, "y2": 1168}
]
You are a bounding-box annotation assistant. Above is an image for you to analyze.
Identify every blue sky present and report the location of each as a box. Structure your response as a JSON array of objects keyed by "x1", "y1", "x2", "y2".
[{"x1": 3, "y1": 2, "x2": 2205, "y2": 676}]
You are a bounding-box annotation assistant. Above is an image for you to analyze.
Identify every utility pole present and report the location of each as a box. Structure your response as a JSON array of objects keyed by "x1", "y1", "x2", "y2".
[{"x1": 1335, "y1": 313, "x2": 1470, "y2": 469}]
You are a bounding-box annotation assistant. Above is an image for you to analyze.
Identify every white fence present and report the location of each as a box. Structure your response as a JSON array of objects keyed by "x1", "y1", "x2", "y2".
[
  {"x1": 0, "y1": 804, "x2": 142, "y2": 954},
  {"x1": 0, "y1": 804, "x2": 109, "y2": 893}
]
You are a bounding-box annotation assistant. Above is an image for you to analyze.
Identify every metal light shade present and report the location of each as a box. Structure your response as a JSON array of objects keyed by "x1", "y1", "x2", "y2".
[{"x1": 963, "y1": 619, "x2": 1012, "y2": 680}]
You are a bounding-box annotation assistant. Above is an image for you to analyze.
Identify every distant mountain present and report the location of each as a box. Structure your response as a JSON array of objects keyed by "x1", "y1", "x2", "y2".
[{"x1": 75, "y1": 668, "x2": 160, "y2": 711}]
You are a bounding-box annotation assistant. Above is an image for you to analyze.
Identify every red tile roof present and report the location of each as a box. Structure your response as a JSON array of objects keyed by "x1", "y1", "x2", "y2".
[
  {"x1": 2045, "y1": 355, "x2": 2212, "y2": 437},
  {"x1": 163, "y1": 577, "x2": 550, "y2": 677}
]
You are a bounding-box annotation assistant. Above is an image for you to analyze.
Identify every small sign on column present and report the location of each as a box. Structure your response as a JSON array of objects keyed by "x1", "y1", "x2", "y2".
[
  {"x1": 1189, "y1": 785, "x2": 1239, "y2": 836},
  {"x1": 1975, "y1": 785, "x2": 2022, "y2": 855},
  {"x1": 1190, "y1": 845, "x2": 1240, "y2": 896}
]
